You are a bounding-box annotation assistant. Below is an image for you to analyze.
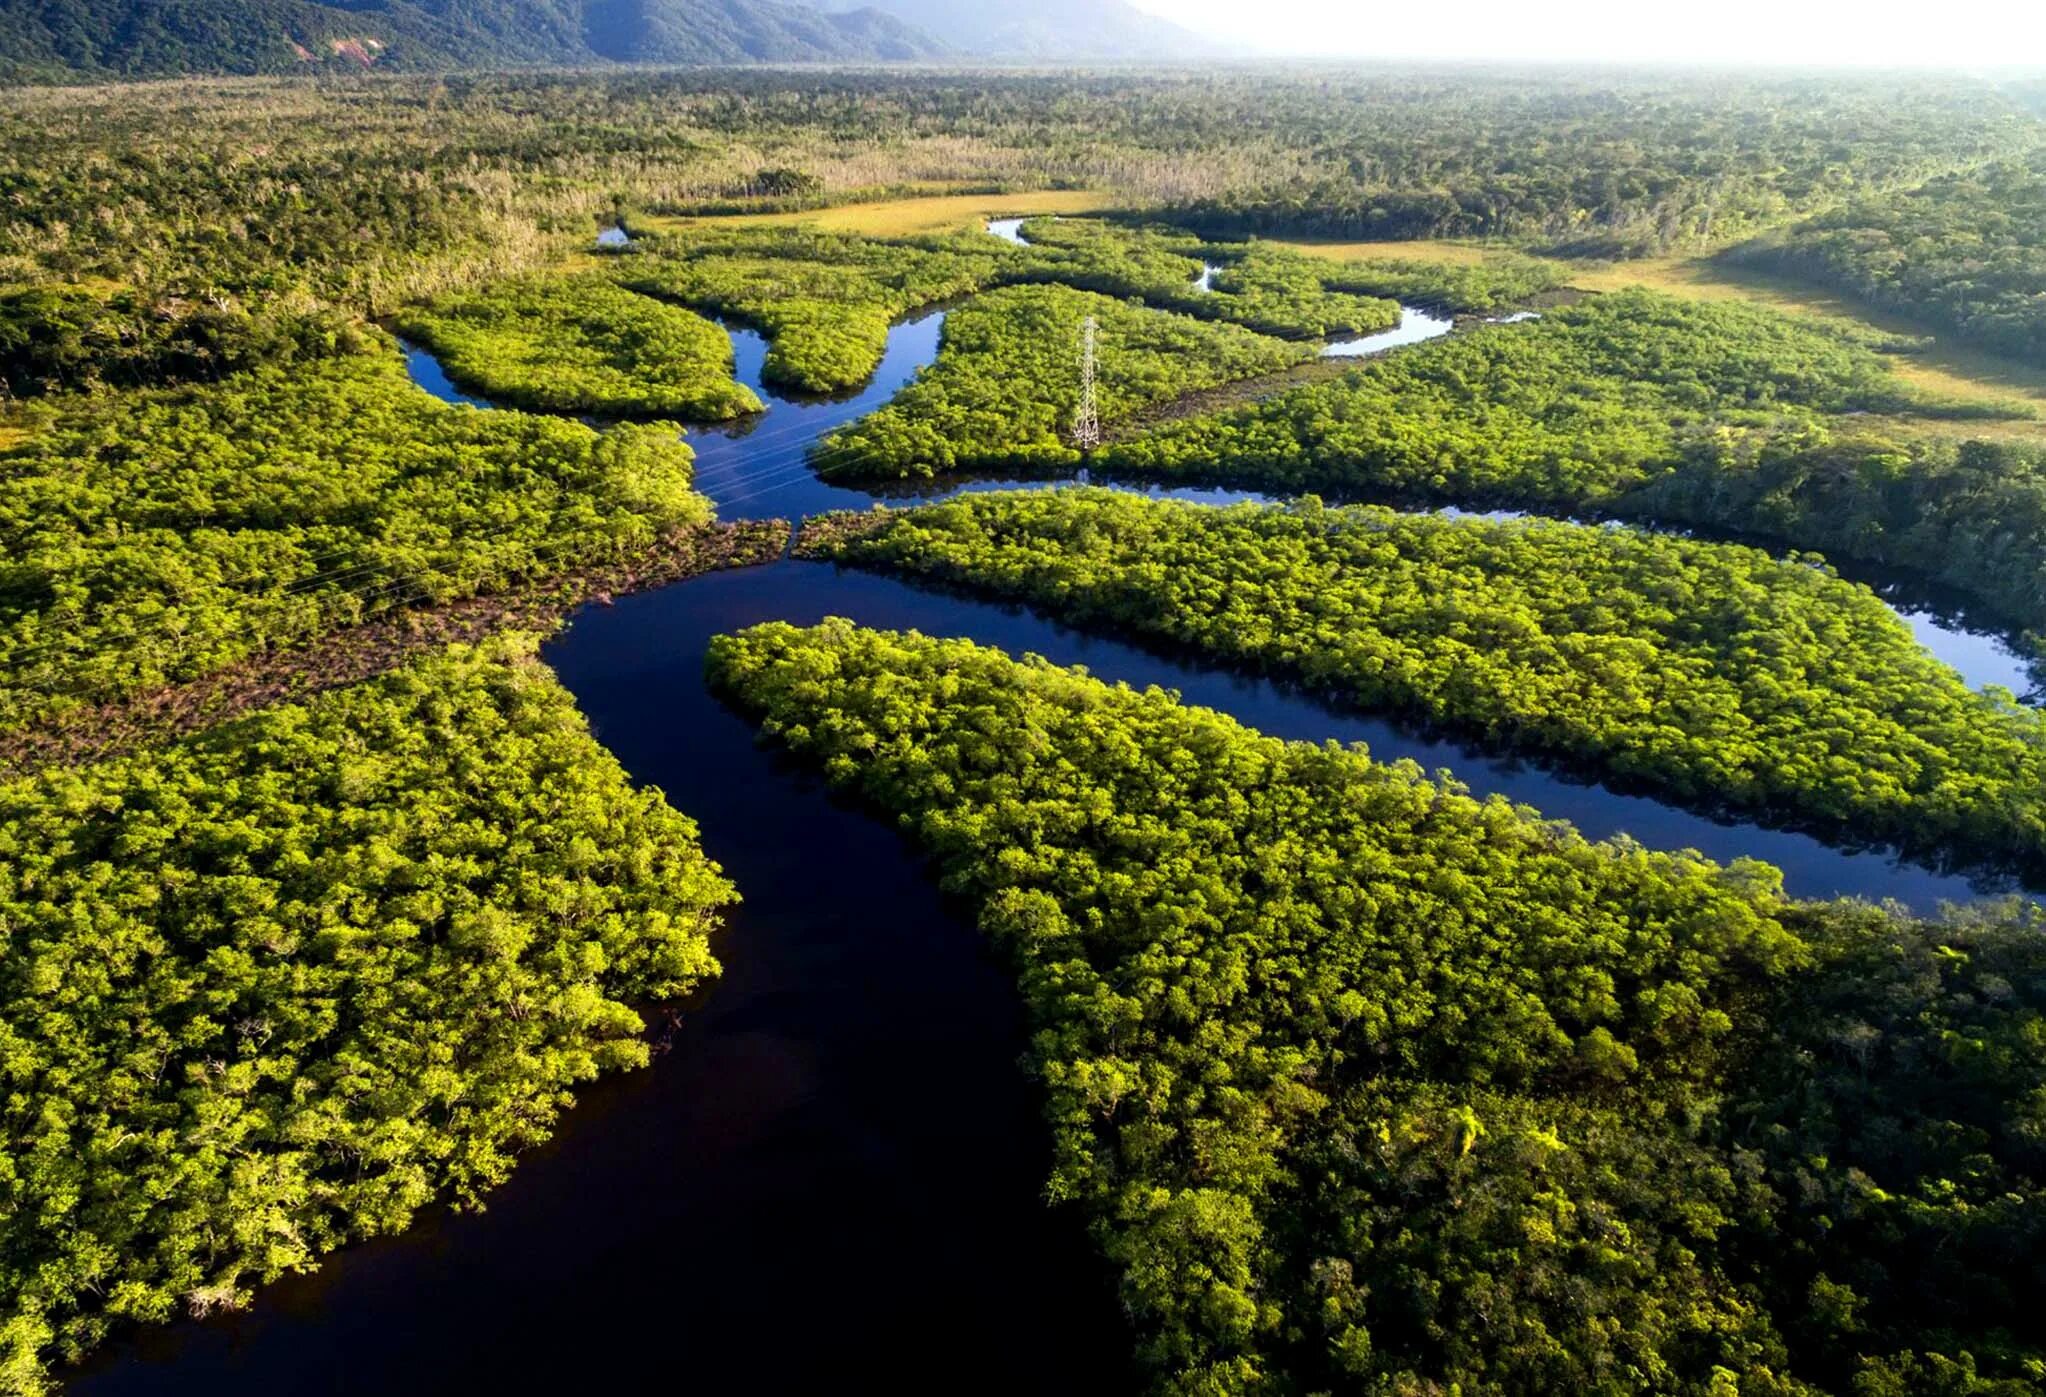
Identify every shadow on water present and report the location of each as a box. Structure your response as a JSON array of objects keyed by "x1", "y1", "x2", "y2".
[
  {"x1": 75, "y1": 555, "x2": 2023, "y2": 1389},
  {"x1": 64, "y1": 539, "x2": 2036, "y2": 1393},
  {"x1": 553, "y1": 563, "x2": 2021, "y2": 913},
  {"x1": 67, "y1": 561, "x2": 1137, "y2": 1396}
]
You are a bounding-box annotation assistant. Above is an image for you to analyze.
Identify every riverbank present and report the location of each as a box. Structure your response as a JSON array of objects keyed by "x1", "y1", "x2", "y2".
[{"x1": 0, "y1": 519, "x2": 788, "y2": 779}]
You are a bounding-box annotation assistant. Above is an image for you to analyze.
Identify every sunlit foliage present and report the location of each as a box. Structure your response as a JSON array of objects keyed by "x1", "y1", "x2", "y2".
[
  {"x1": 1006, "y1": 219, "x2": 1403, "y2": 339},
  {"x1": 0, "y1": 634, "x2": 735, "y2": 1393},
  {"x1": 710, "y1": 618, "x2": 2046, "y2": 1396},
  {"x1": 1103, "y1": 289, "x2": 2046, "y2": 628},
  {"x1": 394, "y1": 274, "x2": 760, "y2": 419},
  {"x1": 617, "y1": 225, "x2": 1004, "y2": 392},
  {"x1": 808, "y1": 488, "x2": 2046, "y2": 871},
  {"x1": 0, "y1": 351, "x2": 710, "y2": 730},
  {"x1": 1731, "y1": 150, "x2": 2046, "y2": 365},
  {"x1": 1107, "y1": 288, "x2": 1935, "y2": 500},
  {"x1": 818, "y1": 284, "x2": 1309, "y2": 478}
]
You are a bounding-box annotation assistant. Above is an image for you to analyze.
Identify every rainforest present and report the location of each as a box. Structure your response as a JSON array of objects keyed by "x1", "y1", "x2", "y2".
[{"x1": 1, "y1": 50, "x2": 2044, "y2": 1397}]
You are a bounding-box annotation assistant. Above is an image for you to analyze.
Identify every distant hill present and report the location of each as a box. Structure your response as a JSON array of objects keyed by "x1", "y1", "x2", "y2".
[
  {"x1": 822, "y1": 0, "x2": 1216, "y2": 59},
  {"x1": 0, "y1": 0, "x2": 946, "y2": 82}
]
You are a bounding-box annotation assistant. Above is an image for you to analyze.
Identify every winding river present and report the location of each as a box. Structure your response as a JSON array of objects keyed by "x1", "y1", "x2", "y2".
[{"x1": 70, "y1": 230, "x2": 2046, "y2": 1393}]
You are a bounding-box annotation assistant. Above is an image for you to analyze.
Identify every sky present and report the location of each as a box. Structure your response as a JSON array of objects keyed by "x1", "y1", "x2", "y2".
[{"x1": 1127, "y1": 0, "x2": 2046, "y2": 67}]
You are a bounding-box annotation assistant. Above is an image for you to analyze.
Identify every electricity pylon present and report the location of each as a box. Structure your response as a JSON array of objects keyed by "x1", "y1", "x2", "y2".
[{"x1": 1073, "y1": 315, "x2": 1100, "y2": 452}]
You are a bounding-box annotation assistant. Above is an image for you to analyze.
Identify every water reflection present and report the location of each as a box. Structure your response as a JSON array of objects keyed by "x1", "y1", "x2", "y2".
[
  {"x1": 398, "y1": 337, "x2": 496, "y2": 410},
  {"x1": 1321, "y1": 304, "x2": 1458, "y2": 357}
]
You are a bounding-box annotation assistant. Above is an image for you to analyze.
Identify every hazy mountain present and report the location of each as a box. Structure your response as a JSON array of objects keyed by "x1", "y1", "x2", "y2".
[
  {"x1": 822, "y1": 0, "x2": 1214, "y2": 59},
  {"x1": 0, "y1": 0, "x2": 945, "y2": 82},
  {"x1": 582, "y1": 0, "x2": 938, "y2": 62}
]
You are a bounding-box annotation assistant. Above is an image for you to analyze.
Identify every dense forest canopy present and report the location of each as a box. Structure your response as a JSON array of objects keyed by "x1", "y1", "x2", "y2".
[
  {"x1": 1100, "y1": 289, "x2": 2046, "y2": 635},
  {"x1": 710, "y1": 618, "x2": 2046, "y2": 1396},
  {"x1": 618, "y1": 224, "x2": 1008, "y2": 392},
  {"x1": 0, "y1": 348, "x2": 711, "y2": 731},
  {"x1": 3, "y1": 67, "x2": 2040, "y2": 316},
  {"x1": 0, "y1": 634, "x2": 735, "y2": 1392},
  {"x1": 611, "y1": 216, "x2": 1452, "y2": 397},
  {"x1": 1108, "y1": 285, "x2": 1948, "y2": 496},
  {"x1": 817, "y1": 284, "x2": 1313, "y2": 477},
  {"x1": 394, "y1": 272, "x2": 761, "y2": 419},
  {"x1": 801, "y1": 489, "x2": 2046, "y2": 873},
  {"x1": 0, "y1": 284, "x2": 368, "y2": 397},
  {"x1": 1000, "y1": 218, "x2": 1408, "y2": 337},
  {"x1": 1729, "y1": 149, "x2": 2046, "y2": 367}
]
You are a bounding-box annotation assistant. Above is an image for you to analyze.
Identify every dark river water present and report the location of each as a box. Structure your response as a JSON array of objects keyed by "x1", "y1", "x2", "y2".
[{"x1": 70, "y1": 253, "x2": 2044, "y2": 1393}]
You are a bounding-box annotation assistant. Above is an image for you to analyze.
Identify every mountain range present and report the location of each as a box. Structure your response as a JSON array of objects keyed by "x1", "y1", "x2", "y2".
[
  {"x1": 0, "y1": 0, "x2": 1213, "y2": 81},
  {"x1": 0, "y1": 0, "x2": 937, "y2": 81}
]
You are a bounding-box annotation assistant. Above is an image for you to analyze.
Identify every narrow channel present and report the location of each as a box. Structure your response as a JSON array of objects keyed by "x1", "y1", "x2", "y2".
[{"x1": 399, "y1": 252, "x2": 2042, "y2": 700}]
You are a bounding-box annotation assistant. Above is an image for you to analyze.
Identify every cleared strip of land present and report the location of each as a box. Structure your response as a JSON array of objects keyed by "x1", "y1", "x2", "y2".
[{"x1": 651, "y1": 188, "x2": 1115, "y2": 238}]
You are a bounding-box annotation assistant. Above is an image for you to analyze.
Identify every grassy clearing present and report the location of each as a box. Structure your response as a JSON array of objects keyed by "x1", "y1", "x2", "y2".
[
  {"x1": 1561, "y1": 253, "x2": 2046, "y2": 423},
  {"x1": 1273, "y1": 238, "x2": 1504, "y2": 266},
  {"x1": 650, "y1": 189, "x2": 1115, "y2": 239},
  {"x1": 1268, "y1": 244, "x2": 2046, "y2": 426}
]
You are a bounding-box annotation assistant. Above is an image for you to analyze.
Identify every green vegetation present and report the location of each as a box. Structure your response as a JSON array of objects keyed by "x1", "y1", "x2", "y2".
[
  {"x1": 709, "y1": 617, "x2": 2046, "y2": 1396},
  {"x1": 0, "y1": 634, "x2": 734, "y2": 1393},
  {"x1": 1008, "y1": 220, "x2": 1404, "y2": 339},
  {"x1": 0, "y1": 351, "x2": 711, "y2": 732},
  {"x1": 1730, "y1": 151, "x2": 2046, "y2": 365},
  {"x1": 7, "y1": 64, "x2": 2046, "y2": 1395},
  {"x1": 1133, "y1": 74, "x2": 2039, "y2": 254},
  {"x1": 1104, "y1": 289, "x2": 2046, "y2": 631},
  {"x1": 1186, "y1": 244, "x2": 1400, "y2": 339},
  {"x1": 1108, "y1": 289, "x2": 1939, "y2": 500},
  {"x1": 818, "y1": 284, "x2": 1310, "y2": 478},
  {"x1": 615, "y1": 220, "x2": 1423, "y2": 396},
  {"x1": 0, "y1": 285, "x2": 367, "y2": 398},
  {"x1": 394, "y1": 274, "x2": 760, "y2": 419},
  {"x1": 1624, "y1": 431, "x2": 2046, "y2": 639},
  {"x1": 805, "y1": 489, "x2": 2046, "y2": 871},
  {"x1": 1305, "y1": 246, "x2": 1566, "y2": 313},
  {"x1": 1003, "y1": 216, "x2": 1208, "y2": 296},
  {"x1": 618, "y1": 225, "x2": 1003, "y2": 392},
  {"x1": 5, "y1": 68, "x2": 2034, "y2": 342}
]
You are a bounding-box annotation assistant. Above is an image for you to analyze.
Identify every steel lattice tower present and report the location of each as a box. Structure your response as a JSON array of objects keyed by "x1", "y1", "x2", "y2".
[{"x1": 1073, "y1": 315, "x2": 1100, "y2": 452}]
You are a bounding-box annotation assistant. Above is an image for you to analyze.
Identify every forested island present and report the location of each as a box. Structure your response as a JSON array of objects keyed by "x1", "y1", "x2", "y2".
[{"x1": 1, "y1": 52, "x2": 2043, "y2": 1397}]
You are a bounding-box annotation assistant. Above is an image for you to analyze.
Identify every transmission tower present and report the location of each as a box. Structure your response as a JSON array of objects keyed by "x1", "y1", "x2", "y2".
[{"x1": 1072, "y1": 315, "x2": 1100, "y2": 452}]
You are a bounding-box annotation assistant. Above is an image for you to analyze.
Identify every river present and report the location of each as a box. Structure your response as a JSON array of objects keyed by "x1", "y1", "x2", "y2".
[{"x1": 68, "y1": 236, "x2": 2044, "y2": 1394}]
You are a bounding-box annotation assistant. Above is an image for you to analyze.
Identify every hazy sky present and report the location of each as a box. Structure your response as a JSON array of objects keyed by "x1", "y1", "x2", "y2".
[{"x1": 1128, "y1": 0, "x2": 2046, "y2": 67}]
